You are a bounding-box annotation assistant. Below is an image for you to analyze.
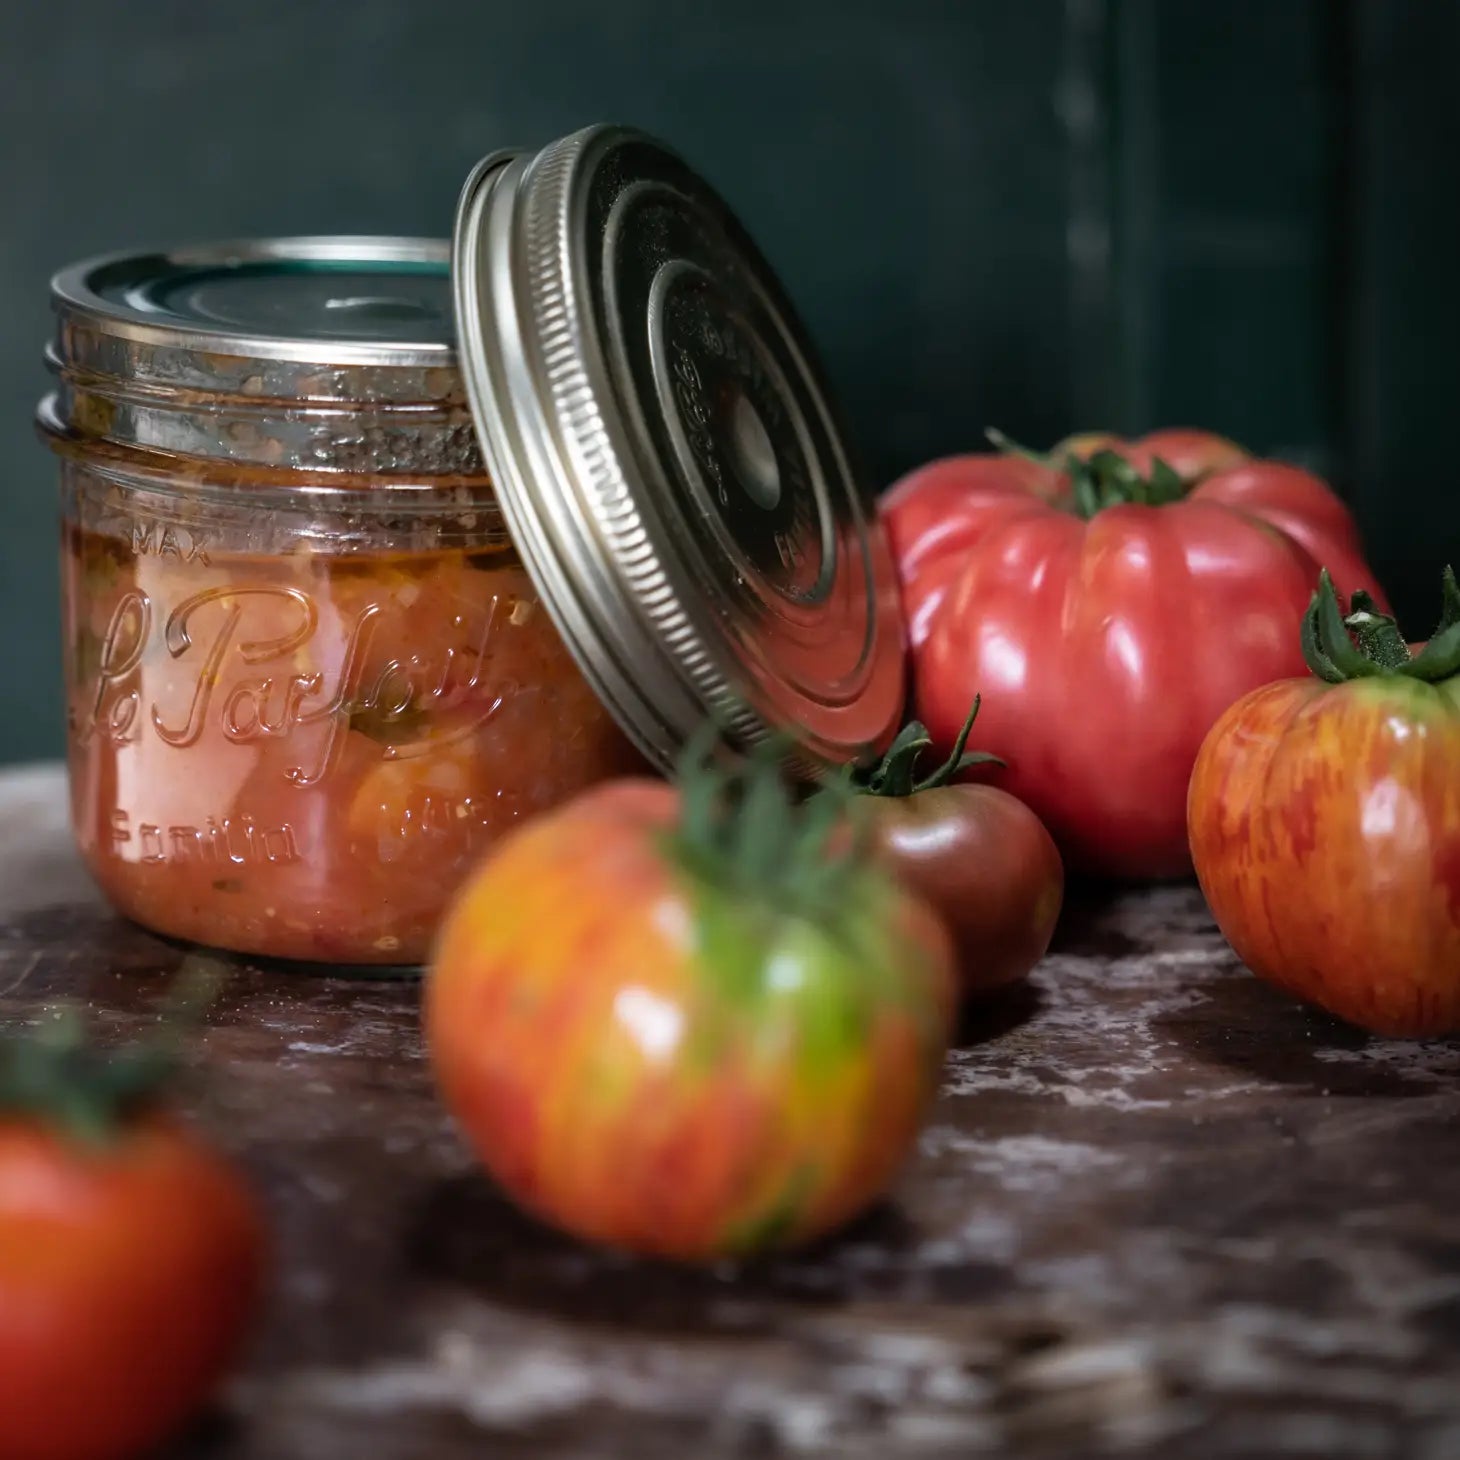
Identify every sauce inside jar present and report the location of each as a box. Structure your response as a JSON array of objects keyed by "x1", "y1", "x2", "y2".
[
  {"x1": 62, "y1": 518, "x2": 640, "y2": 963},
  {"x1": 42, "y1": 238, "x2": 644, "y2": 965},
  {"x1": 62, "y1": 519, "x2": 639, "y2": 964}
]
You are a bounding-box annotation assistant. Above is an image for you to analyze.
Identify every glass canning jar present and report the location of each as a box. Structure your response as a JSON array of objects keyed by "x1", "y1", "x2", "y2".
[{"x1": 39, "y1": 238, "x2": 641, "y2": 965}]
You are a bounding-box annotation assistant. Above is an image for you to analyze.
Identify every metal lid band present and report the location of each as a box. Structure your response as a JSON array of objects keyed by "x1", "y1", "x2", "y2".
[{"x1": 452, "y1": 126, "x2": 906, "y2": 772}]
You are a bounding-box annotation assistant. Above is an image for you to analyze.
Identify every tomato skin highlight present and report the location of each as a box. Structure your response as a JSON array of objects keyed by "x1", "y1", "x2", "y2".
[
  {"x1": 426, "y1": 779, "x2": 956, "y2": 1262},
  {"x1": 1188, "y1": 674, "x2": 1460, "y2": 1036},
  {"x1": 0, "y1": 1118, "x2": 265, "y2": 1460},
  {"x1": 884, "y1": 453, "x2": 1386, "y2": 879},
  {"x1": 859, "y1": 784, "x2": 1063, "y2": 995}
]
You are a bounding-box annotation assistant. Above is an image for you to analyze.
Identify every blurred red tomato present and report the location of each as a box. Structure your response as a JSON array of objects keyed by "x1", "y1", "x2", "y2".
[{"x1": 0, "y1": 1028, "x2": 264, "y2": 1460}]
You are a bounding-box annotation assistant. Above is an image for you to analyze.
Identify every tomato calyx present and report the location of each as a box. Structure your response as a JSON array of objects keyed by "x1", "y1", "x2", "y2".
[
  {"x1": 986, "y1": 428, "x2": 1188, "y2": 519},
  {"x1": 667, "y1": 730, "x2": 869, "y2": 922},
  {"x1": 0, "y1": 962, "x2": 219, "y2": 1144},
  {"x1": 852, "y1": 696, "x2": 1005, "y2": 798},
  {"x1": 1302, "y1": 566, "x2": 1460, "y2": 685},
  {"x1": 0, "y1": 1012, "x2": 176, "y2": 1145}
]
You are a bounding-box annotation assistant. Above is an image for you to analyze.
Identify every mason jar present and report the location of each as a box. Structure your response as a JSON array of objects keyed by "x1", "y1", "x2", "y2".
[
  {"x1": 38, "y1": 128, "x2": 913, "y2": 968},
  {"x1": 39, "y1": 237, "x2": 642, "y2": 965}
]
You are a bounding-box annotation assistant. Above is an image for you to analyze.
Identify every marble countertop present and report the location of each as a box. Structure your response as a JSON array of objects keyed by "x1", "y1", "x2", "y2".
[{"x1": 0, "y1": 764, "x2": 1456, "y2": 1460}]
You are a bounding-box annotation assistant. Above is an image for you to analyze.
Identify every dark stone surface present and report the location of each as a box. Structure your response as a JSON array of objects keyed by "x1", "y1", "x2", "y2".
[{"x1": 0, "y1": 769, "x2": 1457, "y2": 1458}]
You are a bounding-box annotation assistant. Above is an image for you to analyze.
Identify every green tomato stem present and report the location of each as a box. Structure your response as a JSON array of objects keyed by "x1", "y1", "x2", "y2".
[
  {"x1": 0, "y1": 960, "x2": 223, "y2": 1144},
  {"x1": 1437, "y1": 565, "x2": 1460, "y2": 635},
  {"x1": 1301, "y1": 567, "x2": 1460, "y2": 685},
  {"x1": 983, "y1": 427, "x2": 1051, "y2": 470},
  {"x1": 0, "y1": 1010, "x2": 175, "y2": 1146},
  {"x1": 1344, "y1": 590, "x2": 1413, "y2": 670},
  {"x1": 1404, "y1": 565, "x2": 1460, "y2": 682},
  {"x1": 666, "y1": 728, "x2": 873, "y2": 928},
  {"x1": 1406, "y1": 617, "x2": 1460, "y2": 682},
  {"x1": 852, "y1": 696, "x2": 1005, "y2": 799},
  {"x1": 985, "y1": 428, "x2": 1191, "y2": 519}
]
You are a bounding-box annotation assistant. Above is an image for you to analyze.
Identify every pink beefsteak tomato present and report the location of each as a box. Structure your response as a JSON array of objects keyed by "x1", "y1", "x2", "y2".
[{"x1": 883, "y1": 432, "x2": 1387, "y2": 878}]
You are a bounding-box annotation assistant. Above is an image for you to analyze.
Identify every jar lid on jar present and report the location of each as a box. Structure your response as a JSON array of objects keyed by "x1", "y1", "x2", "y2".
[{"x1": 43, "y1": 125, "x2": 908, "y2": 773}]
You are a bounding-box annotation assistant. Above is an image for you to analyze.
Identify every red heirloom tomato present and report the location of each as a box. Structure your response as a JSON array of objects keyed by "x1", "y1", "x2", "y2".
[
  {"x1": 0, "y1": 1020, "x2": 264, "y2": 1460},
  {"x1": 849, "y1": 698, "x2": 1063, "y2": 995},
  {"x1": 1189, "y1": 570, "x2": 1460, "y2": 1036},
  {"x1": 884, "y1": 437, "x2": 1387, "y2": 878},
  {"x1": 426, "y1": 743, "x2": 956, "y2": 1263}
]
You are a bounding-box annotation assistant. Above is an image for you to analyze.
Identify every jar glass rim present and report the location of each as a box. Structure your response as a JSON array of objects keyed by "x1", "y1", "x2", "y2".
[{"x1": 50, "y1": 236, "x2": 458, "y2": 369}]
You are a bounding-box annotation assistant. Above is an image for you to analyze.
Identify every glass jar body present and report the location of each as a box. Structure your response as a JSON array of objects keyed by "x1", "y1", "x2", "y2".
[{"x1": 54, "y1": 444, "x2": 640, "y2": 965}]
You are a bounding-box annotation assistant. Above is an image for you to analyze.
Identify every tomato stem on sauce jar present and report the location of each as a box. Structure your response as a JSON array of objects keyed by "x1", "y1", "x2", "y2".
[
  {"x1": 852, "y1": 696, "x2": 1005, "y2": 799},
  {"x1": 1302, "y1": 567, "x2": 1460, "y2": 684}
]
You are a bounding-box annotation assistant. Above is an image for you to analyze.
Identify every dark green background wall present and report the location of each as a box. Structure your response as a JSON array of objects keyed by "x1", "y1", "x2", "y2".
[{"x1": 1, "y1": 0, "x2": 1455, "y2": 764}]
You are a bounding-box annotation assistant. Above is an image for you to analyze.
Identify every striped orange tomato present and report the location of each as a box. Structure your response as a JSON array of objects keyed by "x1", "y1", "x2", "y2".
[
  {"x1": 425, "y1": 757, "x2": 955, "y2": 1262},
  {"x1": 1189, "y1": 569, "x2": 1460, "y2": 1035}
]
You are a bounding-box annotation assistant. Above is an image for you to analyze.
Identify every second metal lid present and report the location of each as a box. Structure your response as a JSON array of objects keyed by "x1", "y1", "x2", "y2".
[{"x1": 452, "y1": 125, "x2": 906, "y2": 772}]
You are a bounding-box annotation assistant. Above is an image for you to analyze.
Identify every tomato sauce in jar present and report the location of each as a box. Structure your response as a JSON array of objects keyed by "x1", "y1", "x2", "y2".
[{"x1": 41, "y1": 239, "x2": 641, "y2": 964}]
